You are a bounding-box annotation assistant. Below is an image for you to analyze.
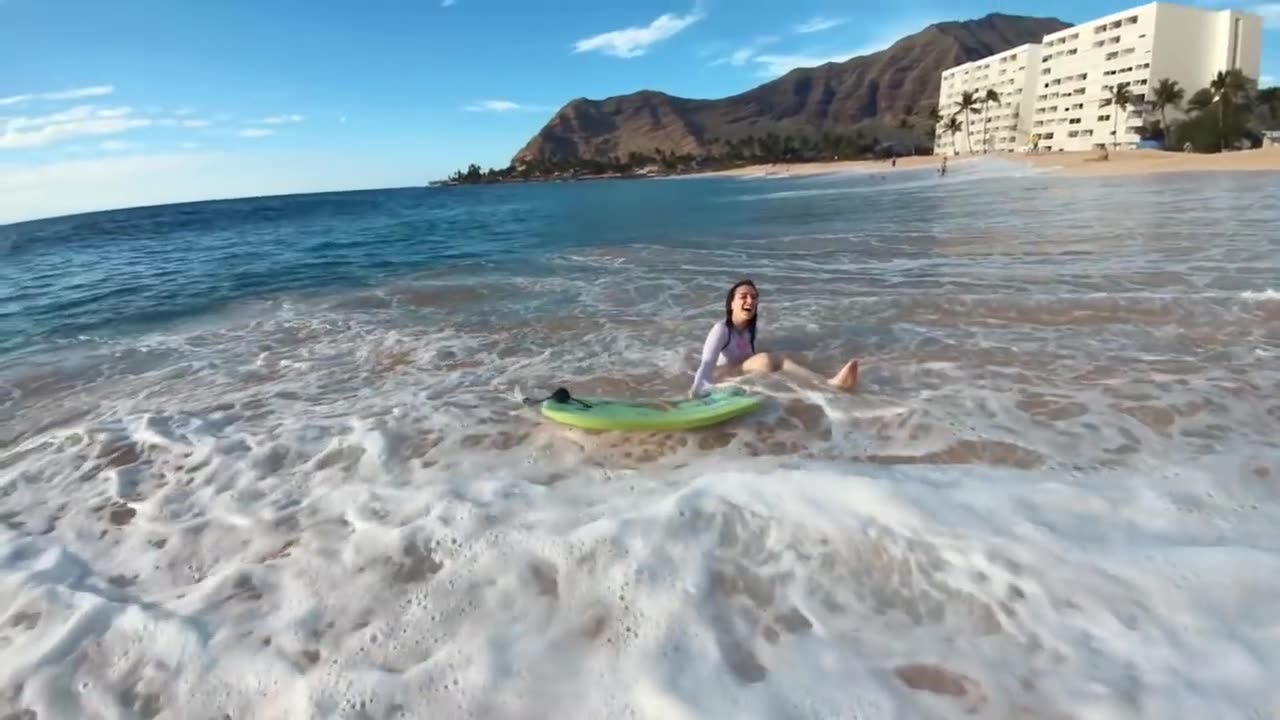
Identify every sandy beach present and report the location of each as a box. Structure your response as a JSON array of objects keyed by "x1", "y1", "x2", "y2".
[{"x1": 703, "y1": 146, "x2": 1280, "y2": 179}]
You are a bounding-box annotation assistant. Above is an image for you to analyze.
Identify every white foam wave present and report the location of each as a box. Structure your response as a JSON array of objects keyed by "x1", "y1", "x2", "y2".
[
  {"x1": 1241, "y1": 289, "x2": 1279, "y2": 301},
  {"x1": 5, "y1": 436, "x2": 1279, "y2": 719}
]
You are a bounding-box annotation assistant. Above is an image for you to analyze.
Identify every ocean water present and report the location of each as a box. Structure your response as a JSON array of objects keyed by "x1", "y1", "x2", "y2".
[{"x1": 2, "y1": 157, "x2": 1279, "y2": 719}]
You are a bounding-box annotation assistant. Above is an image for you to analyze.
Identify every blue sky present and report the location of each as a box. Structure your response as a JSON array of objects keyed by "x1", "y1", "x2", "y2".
[{"x1": 2, "y1": 0, "x2": 1277, "y2": 222}]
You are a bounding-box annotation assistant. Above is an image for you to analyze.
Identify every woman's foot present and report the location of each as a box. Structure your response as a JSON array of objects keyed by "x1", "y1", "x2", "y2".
[{"x1": 828, "y1": 359, "x2": 859, "y2": 391}]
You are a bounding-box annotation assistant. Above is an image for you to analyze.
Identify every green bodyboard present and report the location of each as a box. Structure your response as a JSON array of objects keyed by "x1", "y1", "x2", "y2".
[{"x1": 539, "y1": 387, "x2": 764, "y2": 432}]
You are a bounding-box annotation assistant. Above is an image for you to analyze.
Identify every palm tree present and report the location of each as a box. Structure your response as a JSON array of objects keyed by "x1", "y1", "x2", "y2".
[
  {"x1": 1259, "y1": 86, "x2": 1280, "y2": 130},
  {"x1": 953, "y1": 90, "x2": 980, "y2": 154},
  {"x1": 1149, "y1": 78, "x2": 1184, "y2": 145},
  {"x1": 1208, "y1": 68, "x2": 1253, "y2": 150},
  {"x1": 1105, "y1": 84, "x2": 1132, "y2": 149},
  {"x1": 943, "y1": 116, "x2": 963, "y2": 156},
  {"x1": 981, "y1": 88, "x2": 1002, "y2": 153}
]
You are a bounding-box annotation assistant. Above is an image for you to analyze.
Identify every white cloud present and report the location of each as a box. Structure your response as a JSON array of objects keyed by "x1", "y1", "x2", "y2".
[
  {"x1": 175, "y1": 106, "x2": 197, "y2": 116},
  {"x1": 0, "y1": 149, "x2": 431, "y2": 224},
  {"x1": 0, "y1": 84, "x2": 114, "y2": 107},
  {"x1": 462, "y1": 99, "x2": 551, "y2": 113},
  {"x1": 711, "y1": 35, "x2": 779, "y2": 67},
  {"x1": 795, "y1": 16, "x2": 847, "y2": 34},
  {"x1": 752, "y1": 51, "x2": 856, "y2": 77},
  {"x1": 750, "y1": 18, "x2": 940, "y2": 78},
  {"x1": 466, "y1": 100, "x2": 520, "y2": 112},
  {"x1": 100, "y1": 140, "x2": 138, "y2": 151},
  {"x1": 1, "y1": 105, "x2": 151, "y2": 150},
  {"x1": 1251, "y1": 3, "x2": 1280, "y2": 28},
  {"x1": 573, "y1": 9, "x2": 703, "y2": 58},
  {"x1": 0, "y1": 152, "x2": 218, "y2": 222},
  {"x1": 239, "y1": 128, "x2": 276, "y2": 138},
  {"x1": 181, "y1": 119, "x2": 212, "y2": 128},
  {"x1": 262, "y1": 113, "x2": 304, "y2": 124}
]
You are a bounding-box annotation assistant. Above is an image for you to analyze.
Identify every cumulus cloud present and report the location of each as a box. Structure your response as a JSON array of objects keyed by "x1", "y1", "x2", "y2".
[{"x1": 573, "y1": 9, "x2": 703, "y2": 58}]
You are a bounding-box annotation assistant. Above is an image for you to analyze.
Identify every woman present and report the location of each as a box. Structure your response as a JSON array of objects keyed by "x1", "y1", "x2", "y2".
[{"x1": 689, "y1": 278, "x2": 859, "y2": 397}]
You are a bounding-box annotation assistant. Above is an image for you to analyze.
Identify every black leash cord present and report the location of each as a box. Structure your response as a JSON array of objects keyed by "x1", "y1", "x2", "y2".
[{"x1": 522, "y1": 387, "x2": 592, "y2": 409}]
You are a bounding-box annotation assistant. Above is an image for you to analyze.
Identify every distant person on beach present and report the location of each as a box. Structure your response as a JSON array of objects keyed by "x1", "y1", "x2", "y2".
[
  {"x1": 939, "y1": 156, "x2": 948, "y2": 176},
  {"x1": 689, "y1": 279, "x2": 859, "y2": 397}
]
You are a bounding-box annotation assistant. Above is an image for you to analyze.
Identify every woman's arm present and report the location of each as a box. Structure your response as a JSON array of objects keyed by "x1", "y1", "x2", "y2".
[{"x1": 690, "y1": 322, "x2": 727, "y2": 397}]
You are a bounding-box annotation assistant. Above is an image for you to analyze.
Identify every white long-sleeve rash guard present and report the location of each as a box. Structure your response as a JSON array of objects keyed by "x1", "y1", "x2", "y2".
[{"x1": 690, "y1": 320, "x2": 757, "y2": 396}]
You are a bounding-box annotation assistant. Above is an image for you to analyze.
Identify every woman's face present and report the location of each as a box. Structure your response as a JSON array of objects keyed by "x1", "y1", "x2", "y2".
[{"x1": 730, "y1": 284, "x2": 758, "y2": 324}]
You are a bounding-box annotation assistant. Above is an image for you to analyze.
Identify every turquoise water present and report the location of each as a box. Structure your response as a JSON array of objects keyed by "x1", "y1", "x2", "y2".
[{"x1": 3, "y1": 159, "x2": 1280, "y2": 718}]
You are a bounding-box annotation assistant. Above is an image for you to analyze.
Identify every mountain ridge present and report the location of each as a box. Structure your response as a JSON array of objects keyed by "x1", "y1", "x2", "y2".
[{"x1": 512, "y1": 12, "x2": 1071, "y2": 164}]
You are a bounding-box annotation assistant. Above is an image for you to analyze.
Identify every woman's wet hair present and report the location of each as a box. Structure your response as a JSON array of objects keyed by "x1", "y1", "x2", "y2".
[{"x1": 723, "y1": 279, "x2": 758, "y2": 352}]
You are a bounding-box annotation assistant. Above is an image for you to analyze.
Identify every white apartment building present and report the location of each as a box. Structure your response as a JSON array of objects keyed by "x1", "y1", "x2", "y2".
[
  {"x1": 934, "y1": 2, "x2": 1264, "y2": 155},
  {"x1": 936, "y1": 44, "x2": 1042, "y2": 154}
]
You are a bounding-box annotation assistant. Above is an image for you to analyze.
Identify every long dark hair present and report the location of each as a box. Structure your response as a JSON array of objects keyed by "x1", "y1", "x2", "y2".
[{"x1": 723, "y1": 278, "x2": 757, "y2": 353}]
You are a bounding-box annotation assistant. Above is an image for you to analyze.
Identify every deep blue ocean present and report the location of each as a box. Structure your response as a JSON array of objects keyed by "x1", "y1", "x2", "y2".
[{"x1": 3, "y1": 159, "x2": 1280, "y2": 719}]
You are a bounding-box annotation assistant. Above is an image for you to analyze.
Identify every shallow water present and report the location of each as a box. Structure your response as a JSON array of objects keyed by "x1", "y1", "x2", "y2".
[{"x1": 2, "y1": 158, "x2": 1280, "y2": 719}]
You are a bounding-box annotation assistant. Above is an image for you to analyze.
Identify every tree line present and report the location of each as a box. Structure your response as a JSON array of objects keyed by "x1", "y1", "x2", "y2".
[{"x1": 440, "y1": 124, "x2": 938, "y2": 185}]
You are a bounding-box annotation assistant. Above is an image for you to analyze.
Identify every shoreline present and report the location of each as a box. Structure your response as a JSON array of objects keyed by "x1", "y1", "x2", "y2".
[
  {"x1": 432, "y1": 147, "x2": 1280, "y2": 189},
  {"x1": 691, "y1": 146, "x2": 1280, "y2": 180}
]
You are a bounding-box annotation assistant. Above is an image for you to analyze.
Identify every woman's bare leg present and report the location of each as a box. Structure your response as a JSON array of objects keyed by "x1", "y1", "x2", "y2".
[{"x1": 740, "y1": 352, "x2": 859, "y2": 391}]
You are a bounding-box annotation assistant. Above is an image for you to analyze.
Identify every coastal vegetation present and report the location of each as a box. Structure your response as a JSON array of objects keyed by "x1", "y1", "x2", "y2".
[
  {"x1": 1144, "y1": 70, "x2": 1280, "y2": 153},
  {"x1": 437, "y1": 122, "x2": 937, "y2": 185},
  {"x1": 1111, "y1": 71, "x2": 1279, "y2": 152}
]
